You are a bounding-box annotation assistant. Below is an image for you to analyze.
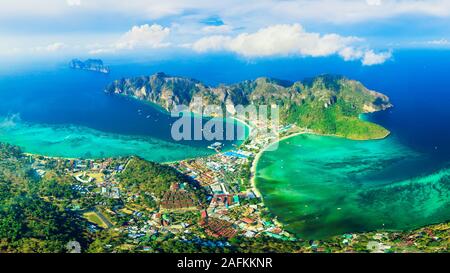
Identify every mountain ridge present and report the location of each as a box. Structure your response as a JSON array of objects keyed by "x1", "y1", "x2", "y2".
[{"x1": 105, "y1": 72, "x2": 392, "y2": 140}]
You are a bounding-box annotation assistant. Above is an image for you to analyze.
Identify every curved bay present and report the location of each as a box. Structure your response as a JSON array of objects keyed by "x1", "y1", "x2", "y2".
[
  {"x1": 255, "y1": 134, "x2": 450, "y2": 239},
  {"x1": 0, "y1": 118, "x2": 217, "y2": 162}
]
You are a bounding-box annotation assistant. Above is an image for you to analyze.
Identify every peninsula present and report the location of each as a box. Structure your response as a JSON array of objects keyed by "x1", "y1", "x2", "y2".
[{"x1": 106, "y1": 72, "x2": 392, "y2": 140}]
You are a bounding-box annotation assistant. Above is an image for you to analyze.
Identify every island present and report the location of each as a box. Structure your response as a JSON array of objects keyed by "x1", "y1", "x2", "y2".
[
  {"x1": 69, "y1": 59, "x2": 110, "y2": 74},
  {"x1": 106, "y1": 72, "x2": 392, "y2": 140}
]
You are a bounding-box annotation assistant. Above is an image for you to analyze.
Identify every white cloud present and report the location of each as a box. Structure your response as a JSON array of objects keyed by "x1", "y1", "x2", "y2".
[
  {"x1": 192, "y1": 24, "x2": 391, "y2": 65},
  {"x1": 67, "y1": 0, "x2": 81, "y2": 6},
  {"x1": 2, "y1": 0, "x2": 450, "y2": 24},
  {"x1": 89, "y1": 24, "x2": 171, "y2": 54},
  {"x1": 366, "y1": 0, "x2": 382, "y2": 6},
  {"x1": 362, "y1": 50, "x2": 392, "y2": 66},
  {"x1": 339, "y1": 47, "x2": 364, "y2": 61},
  {"x1": 1, "y1": 1, "x2": 443, "y2": 61},
  {"x1": 117, "y1": 24, "x2": 171, "y2": 49},
  {"x1": 193, "y1": 24, "x2": 359, "y2": 57},
  {"x1": 192, "y1": 35, "x2": 232, "y2": 52},
  {"x1": 269, "y1": 0, "x2": 450, "y2": 24}
]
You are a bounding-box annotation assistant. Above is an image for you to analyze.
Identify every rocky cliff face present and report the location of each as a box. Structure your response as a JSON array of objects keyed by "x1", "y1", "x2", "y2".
[
  {"x1": 106, "y1": 72, "x2": 206, "y2": 110},
  {"x1": 106, "y1": 72, "x2": 392, "y2": 116}
]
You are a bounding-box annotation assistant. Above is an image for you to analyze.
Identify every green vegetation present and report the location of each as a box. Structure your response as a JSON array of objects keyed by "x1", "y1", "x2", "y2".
[
  {"x1": 0, "y1": 144, "x2": 87, "y2": 253},
  {"x1": 0, "y1": 195, "x2": 85, "y2": 252},
  {"x1": 119, "y1": 157, "x2": 208, "y2": 206},
  {"x1": 283, "y1": 99, "x2": 389, "y2": 139},
  {"x1": 120, "y1": 157, "x2": 187, "y2": 198},
  {"x1": 120, "y1": 158, "x2": 175, "y2": 197}
]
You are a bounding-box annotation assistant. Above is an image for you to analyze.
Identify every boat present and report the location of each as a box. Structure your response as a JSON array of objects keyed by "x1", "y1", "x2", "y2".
[{"x1": 208, "y1": 142, "x2": 223, "y2": 151}]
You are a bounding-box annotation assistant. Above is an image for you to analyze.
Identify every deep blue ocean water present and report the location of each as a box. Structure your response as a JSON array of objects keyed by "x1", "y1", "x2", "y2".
[{"x1": 0, "y1": 61, "x2": 248, "y2": 160}]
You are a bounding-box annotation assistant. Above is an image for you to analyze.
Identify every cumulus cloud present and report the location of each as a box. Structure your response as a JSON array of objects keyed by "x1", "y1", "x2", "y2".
[
  {"x1": 361, "y1": 50, "x2": 392, "y2": 66},
  {"x1": 117, "y1": 24, "x2": 170, "y2": 49},
  {"x1": 192, "y1": 24, "x2": 391, "y2": 65},
  {"x1": 339, "y1": 46, "x2": 364, "y2": 61},
  {"x1": 193, "y1": 24, "x2": 358, "y2": 57},
  {"x1": 338, "y1": 47, "x2": 392, "y2": 66},
  {"x1": 90, "y1": 24, "x2": 170, "y2": 54},
  {"x1": 192, "y1": 35, "x2": 232, "y2": 52}
]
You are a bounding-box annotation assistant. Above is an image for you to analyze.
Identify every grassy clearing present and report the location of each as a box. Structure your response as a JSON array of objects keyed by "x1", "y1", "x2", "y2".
[{"x1": 83, "y1": 211, "x2": 108, "y2": 229}]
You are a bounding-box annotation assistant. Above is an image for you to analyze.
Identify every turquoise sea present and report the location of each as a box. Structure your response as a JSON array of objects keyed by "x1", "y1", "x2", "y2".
[{"x1": 256, "y1": 134, "x2": 450, "y2": 238}]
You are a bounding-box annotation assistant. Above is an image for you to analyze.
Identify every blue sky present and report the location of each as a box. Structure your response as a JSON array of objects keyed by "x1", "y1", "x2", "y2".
[{"x1": 1, "y1": 0, "x2": 450, "y2": 65}]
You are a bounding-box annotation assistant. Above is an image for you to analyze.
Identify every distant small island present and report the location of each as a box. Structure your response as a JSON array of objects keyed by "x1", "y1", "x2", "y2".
[{"x1": 69, "y1": 59, "x2": 110, "y2": 74}]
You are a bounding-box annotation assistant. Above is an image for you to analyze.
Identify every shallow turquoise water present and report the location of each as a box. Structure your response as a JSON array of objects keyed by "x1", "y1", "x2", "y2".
[
  {"x1": 256, "y1": 134, "x2": 450, "y2": 239},
  {"x1": 0, "y1": 117, "x2": 217, "y2": 161}
]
